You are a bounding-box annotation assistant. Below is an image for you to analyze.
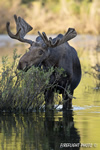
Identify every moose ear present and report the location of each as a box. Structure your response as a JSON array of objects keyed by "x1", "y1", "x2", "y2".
[
  {"x1": 36, "y1": 36, "x2": 43, "y2": 42},
  {"x1": 36, "y1": 36, "x2": 47, "y2": 48},
  {"x1": 52, "y1": 34, "x2": 63, "y2": 43},
  {"x1": 57, "y1": 34, "x2": 63, "y2": 39}
]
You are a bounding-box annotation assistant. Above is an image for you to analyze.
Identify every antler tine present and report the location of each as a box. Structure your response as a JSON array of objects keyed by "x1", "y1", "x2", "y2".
[
  {"x1": 49, "y1": 37, "x2": 60, "y2": 47},
  {"x1": 38, "y1": 31, "x2": 47, "y2": 43},
  {"x1": 42, "y1": 32, "x2": 49, "y2": 43},
  {"x1": 6, "y1": 15, "x2": 33, "y2": 45},
  {"x1": 38, "y1": 31, "x2": 51, "y2": 47}
]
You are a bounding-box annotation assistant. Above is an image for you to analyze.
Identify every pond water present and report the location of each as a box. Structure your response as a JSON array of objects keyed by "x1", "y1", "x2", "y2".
[{"x1": 0, "y1": 35, "x2": 100, "y2": 150}]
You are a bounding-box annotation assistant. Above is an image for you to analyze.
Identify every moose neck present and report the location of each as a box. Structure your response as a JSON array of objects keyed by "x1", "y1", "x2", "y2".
[{"x1": 43, "y1": 47, "x2": 60, "y2": 68}]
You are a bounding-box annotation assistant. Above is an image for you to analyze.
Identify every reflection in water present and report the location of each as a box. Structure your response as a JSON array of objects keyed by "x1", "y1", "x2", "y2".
[
  {"x1": 45, "y1": 110, "x2": 80, "y2": 150},
  {"x1": 0, "y1": 111, "x2": 80, "y2": 150}
]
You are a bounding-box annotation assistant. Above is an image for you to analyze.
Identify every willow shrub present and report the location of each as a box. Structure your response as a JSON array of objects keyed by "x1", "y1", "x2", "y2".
[{"x1": 0, "y1": 50, "x2": 66, "y2": 113}]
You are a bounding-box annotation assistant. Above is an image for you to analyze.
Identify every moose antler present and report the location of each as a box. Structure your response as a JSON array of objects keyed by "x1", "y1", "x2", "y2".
[
  {"x1": 38, "y1": 28, "x2": 77, "y2": 48},
  {"x1": 6, "y1": 15, "x2": 33, "y2": 45},
  {"x1": 38, "y1": 31, "x2": 61, "y2": 47}
]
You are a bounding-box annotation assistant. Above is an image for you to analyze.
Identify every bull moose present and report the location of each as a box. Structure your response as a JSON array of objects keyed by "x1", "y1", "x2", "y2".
[{"x1": 6, "y1": 15, "x2": 81, "y2": 110}]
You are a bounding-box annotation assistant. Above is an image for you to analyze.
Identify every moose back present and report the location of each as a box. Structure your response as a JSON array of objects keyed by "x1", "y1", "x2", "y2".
[{"x1": 6, "y1": 15, "x2": 81, "y2": 110}]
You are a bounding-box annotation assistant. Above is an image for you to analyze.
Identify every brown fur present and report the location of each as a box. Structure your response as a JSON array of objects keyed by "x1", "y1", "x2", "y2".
[{"x1": 17, "y1": 41, "x2": 81, "y2": 110}]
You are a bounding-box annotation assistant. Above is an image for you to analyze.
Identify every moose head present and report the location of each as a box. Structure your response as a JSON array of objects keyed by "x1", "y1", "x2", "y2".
[{"x1": 6, "y1": 15, "x2": 77, "y2": 72}]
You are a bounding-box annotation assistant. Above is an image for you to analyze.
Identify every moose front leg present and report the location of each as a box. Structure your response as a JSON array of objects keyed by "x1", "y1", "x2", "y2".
[
  {"x1": 44, "y1": 89, "x2": 54, "y2": 110},
  {"x1": 62, "y1": 91, "x2": 73, "y2": 110}
]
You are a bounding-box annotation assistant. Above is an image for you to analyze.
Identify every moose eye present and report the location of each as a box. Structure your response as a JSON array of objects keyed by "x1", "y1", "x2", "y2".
[{"x1": 38, "y1": 50, "x2": 44, "y2": 55}]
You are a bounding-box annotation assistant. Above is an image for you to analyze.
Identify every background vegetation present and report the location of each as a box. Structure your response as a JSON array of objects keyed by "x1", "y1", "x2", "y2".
[{"x1": 0, "y1": 0, "x2": 100, "y2": 35}]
